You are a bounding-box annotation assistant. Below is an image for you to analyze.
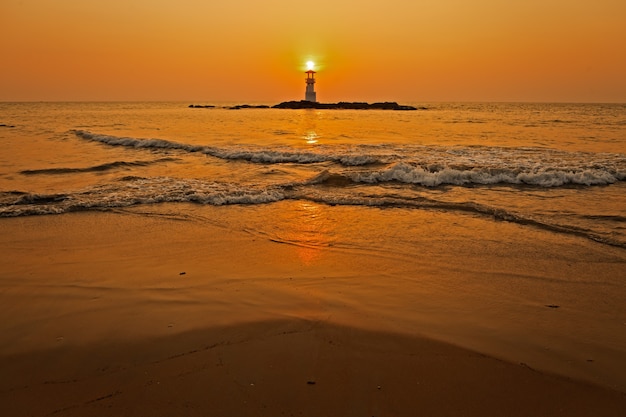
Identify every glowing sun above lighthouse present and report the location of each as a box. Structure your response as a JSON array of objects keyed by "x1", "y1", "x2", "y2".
[{"x1": 306, "y1": 61, "x2": 315, "y2": 70}]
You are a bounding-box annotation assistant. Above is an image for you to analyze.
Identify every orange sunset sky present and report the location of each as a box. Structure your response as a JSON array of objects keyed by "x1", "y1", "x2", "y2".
[{"x1": 2, "y1": 0, "x2": 625, "y2": 103}]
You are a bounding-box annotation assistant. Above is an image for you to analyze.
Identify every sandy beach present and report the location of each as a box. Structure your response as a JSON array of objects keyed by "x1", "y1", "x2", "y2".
[{"x1": 1, "y1": 202, "x2": 625, "y2": 416}]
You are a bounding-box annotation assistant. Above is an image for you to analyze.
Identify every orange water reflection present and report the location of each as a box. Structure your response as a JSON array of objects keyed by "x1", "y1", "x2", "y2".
[
  {"x1": 304, "y1": 130, "x2": 319, "y2": 144},
  {"x1": 287, "y1": 201, "x2": 334, "y2": 266},
  {"x1": 298, "y1": 110, "x2": 323, "y2": 145}
]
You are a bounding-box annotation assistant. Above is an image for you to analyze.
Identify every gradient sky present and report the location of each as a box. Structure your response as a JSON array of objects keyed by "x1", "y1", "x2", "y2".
[{"x1": 2, "y1": 0, "x2": 625, "y2": 102}]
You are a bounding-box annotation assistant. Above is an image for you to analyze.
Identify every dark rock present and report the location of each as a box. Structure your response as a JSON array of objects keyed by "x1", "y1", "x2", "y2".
[
  {"x1": 189, "y1": 102, "x2": 422, "y2": 111},
  {"x1": 272, "y1": 101, "x2": 419, "y2": 111},
  {"x1": 227, "y1": 104, "x2": 271, "y2": 110}
]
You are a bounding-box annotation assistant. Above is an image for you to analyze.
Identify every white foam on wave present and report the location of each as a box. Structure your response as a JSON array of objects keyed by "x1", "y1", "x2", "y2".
[
  {"x1": 73, "y1": 130, "x2": 205, "y2": 152},
  {"x1": 72, "y1": 130, "x2": 386, "y2": 166},
  {"x1": 347, "y1": 162, "x2": 623, "y2": 187},
  {"x1": 208, "y1": 148, "x2": 328, "y2": 164},
  {"x1": 71, "y1": 130, "x2": 625, "y2": 188},
  {"x1": 0, "y1": 177, "x2": 285, "y2": 217},
  {"x1": 3, "y1": 176, "x2": 625, "y2": 248}
]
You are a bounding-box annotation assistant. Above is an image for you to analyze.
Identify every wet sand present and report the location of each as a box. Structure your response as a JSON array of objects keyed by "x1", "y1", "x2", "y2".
[
  {"x1": 3, "y1": 321, "x2": 626, "y2": 417},
  {"x1": 1, "y1": 202, "x2": 625, "y2": 416}
]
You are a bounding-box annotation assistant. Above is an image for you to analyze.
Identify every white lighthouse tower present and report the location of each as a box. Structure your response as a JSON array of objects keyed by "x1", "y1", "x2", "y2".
[{"x1": 304, "y1": 61, "x2": 317, "y2": 102}]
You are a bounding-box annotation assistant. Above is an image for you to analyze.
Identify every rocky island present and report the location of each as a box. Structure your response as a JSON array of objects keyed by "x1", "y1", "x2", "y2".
[
  {"x1": 189, "y1": 101, "x2": 423, "y2": 111},
  {"x1": 272, "y1": 101, "x2": 420, "y2": 110},
  {"x1": 189, "y1": 104, "x2": 271, "y2": 110}
]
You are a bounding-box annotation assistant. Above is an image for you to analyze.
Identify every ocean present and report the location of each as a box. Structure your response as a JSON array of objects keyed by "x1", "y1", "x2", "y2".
[{"x1": 1, "y1": 101, "x2": 625, "y2": 247}]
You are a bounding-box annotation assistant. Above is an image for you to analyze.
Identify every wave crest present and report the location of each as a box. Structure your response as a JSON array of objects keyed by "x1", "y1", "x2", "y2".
[
  {"x1": 0, "y1": 178, "x2": 285, "y2": 217},
  {"x1": 72, "y1": 130, "x2": 385, "y2": 166},
  {"x1": 71, "y1": 130, "x2": 626, "y2": 188},
  {"x1": 346, "y1": 162, "x2": 623, "y2": 187}
]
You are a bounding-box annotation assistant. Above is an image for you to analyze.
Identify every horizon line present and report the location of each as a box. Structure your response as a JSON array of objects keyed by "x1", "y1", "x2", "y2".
[{"x1": 2, "y1": 99, "x2": 625, "y2": 105}]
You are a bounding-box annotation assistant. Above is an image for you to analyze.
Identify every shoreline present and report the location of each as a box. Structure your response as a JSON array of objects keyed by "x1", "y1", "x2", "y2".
[{"x1": 1, "y1": 202, "x2": 625, "y2": 415}]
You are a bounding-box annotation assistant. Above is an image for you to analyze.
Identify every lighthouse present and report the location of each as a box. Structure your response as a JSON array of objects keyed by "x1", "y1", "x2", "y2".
[{"x1": 304, "y1": 61, "x2": 317, "y2": 102}]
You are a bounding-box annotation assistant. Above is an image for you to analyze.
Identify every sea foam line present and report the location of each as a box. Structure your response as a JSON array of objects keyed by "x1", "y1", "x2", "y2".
[
  {"x1": 344, "y1": 162, "x2": 625, "y2": 187},
  {"x1": 1, "y1": 177, "x2": 624, "y2": 248},
  {"x1": 72, "y1": 130, "x2": 626, "y2": 185},
  {"x1": 72, "y1": 130, "x2": 384, "y2": 166},
  {"x1": 0, "y1": 177, "x2": 286, "y2": 217}
]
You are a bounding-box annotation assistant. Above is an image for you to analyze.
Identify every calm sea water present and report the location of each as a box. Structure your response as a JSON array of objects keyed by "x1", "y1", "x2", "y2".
[{"x1": 1, "y1": 101, "x2": 625, "y2": 248}]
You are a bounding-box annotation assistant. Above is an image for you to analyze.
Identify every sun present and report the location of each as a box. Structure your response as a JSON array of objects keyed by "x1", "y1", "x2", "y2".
[{"x1": 306, "y1": 61, "x2": 315, "y2": 71}]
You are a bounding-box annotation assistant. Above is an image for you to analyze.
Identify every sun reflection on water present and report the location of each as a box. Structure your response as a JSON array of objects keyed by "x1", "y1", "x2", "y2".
[
  {"x1": 298, "y1": 110, "x2": 323, "y2": 145},
  {"x1": 304, "y1": 130, "x2": 318, "y2": 144},
  {"x1": 288, "y1": 201, "x2": 334, "y2": 266}
]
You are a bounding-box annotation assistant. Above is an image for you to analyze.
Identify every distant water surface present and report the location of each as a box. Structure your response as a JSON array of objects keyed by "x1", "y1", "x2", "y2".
[{"x1": 1, "y1": 101, "x2": 625, "y2": 247}]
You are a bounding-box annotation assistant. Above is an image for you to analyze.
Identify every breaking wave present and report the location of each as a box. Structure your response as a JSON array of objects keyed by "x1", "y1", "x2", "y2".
[
  {"x1": 4, "y1": 129, "x2": 617, "y2": 247},
  {"x1": 72, "y1": 130, "x2": 384, "y2": 166},
  {"x1": 72, "y1": 130, "x2": 626, "y2": 187},
  {"x1": 0, "y1": 177, "x2": 285, "y2": 217},
  {"x1": 1, "y1": 173, "x2": 625, "y2": 249},
  {"x1": 343, "y1": 162, "x2": 624, "y2": 187}
]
